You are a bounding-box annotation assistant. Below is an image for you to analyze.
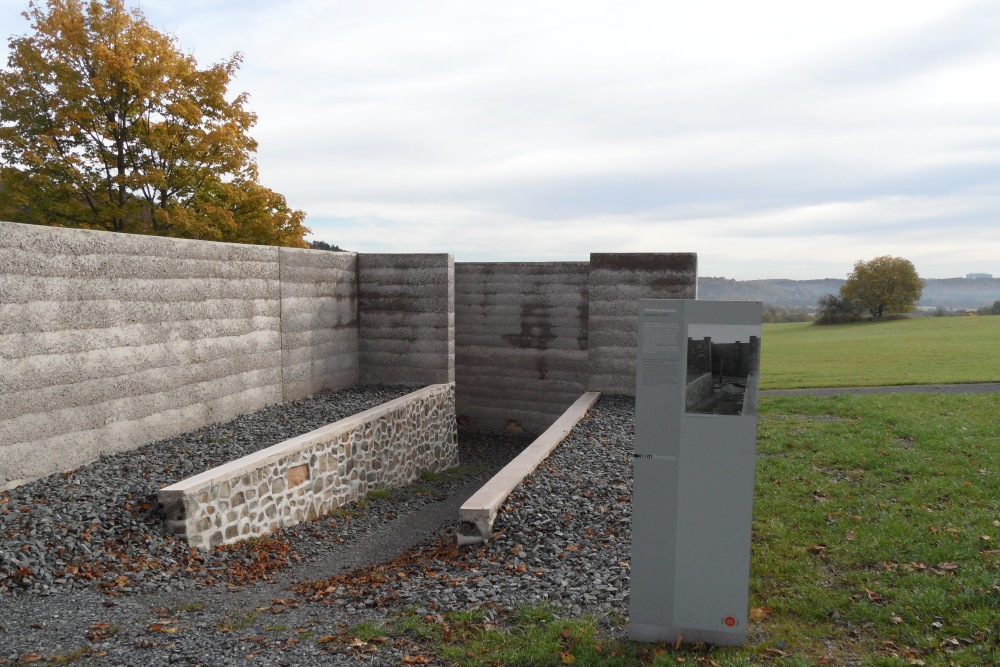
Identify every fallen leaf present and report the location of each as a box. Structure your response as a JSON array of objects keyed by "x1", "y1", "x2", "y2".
[
  {"x1": 559, "y1": 651, "x2": 576, "y2": 665},
  {"x1": 936, "y1": 562, "x2": 959, "y2": 572},
  {"x1": 865, "y1": 588, "x2": 885, "y2": 603},
  {"x1": 749, "y1": 607, "x2": 772, "y2": 621},
  {"x1": 316, "y1": 635, "x2": 336, "y2": 644}
]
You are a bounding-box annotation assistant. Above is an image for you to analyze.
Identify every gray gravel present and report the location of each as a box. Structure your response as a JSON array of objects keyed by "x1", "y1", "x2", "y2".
[{"x1": 0, "y1": 391, "x2": 636, "y2": 666}]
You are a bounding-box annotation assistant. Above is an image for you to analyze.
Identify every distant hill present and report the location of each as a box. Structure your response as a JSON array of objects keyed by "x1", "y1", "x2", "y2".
[{"x1": 698, "y1": 277, "x2": 1000, "y2": 310}]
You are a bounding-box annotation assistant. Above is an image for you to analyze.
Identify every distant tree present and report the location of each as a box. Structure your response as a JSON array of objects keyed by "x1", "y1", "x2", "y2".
[
  {"x1": 977, "y1": 300, "x2": 1000, "y2": 316},
  {"x1": 839, "y1": 256, "x2": 923, "y2": 319},
  {"x1": 0, "y1": 0, "x2": 308, "y2": 247},
  {"x1": 993, "y1": 300, "x2": 1000, "y2": 315},
  {"x1": 309, "y1": 240, "x2": 346, "y2": 251},
  {"x1": 815, "y1": 293, "x2": 863, "y2": 324},
  {"x1": 762, "y1": 306, "x2": 814, "y2": 324}
]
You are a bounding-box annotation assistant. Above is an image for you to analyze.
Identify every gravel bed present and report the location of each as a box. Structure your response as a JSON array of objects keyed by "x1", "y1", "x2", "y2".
[
  {"x1": 0, "y1": 384, "x2": 419, "y2": 598},
  {"x1": 0, "y1": 394, "x2": 636, "y2": 666}
]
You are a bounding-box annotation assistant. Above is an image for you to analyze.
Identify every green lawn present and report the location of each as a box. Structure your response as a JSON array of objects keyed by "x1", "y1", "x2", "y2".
[
  {"x1": 354, "y1": 393, "x2": 1000, "y2": 667},
  {"x1": 761, "y1": 316, "x2": 1000, "y2": 389}
]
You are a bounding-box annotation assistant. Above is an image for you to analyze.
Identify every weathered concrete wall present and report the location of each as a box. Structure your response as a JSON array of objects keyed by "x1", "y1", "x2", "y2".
[
  {"x1": 587, "y1": 253, "x2": 698, "y2": 395},
  {"x1": 0, "y1": 222, "x2": 283, "y2": 488},
  {"x1": 357, "y1": 254, "x2": 455, "y2": 386},
  {"x1": 455, "y1": 262, "x2": 589, "y2": 433},
  {"x1": 713, "y1": 340, "x2": 755, "y2": 378},
  {"x1": 2, "y1": 221, "x2": 698, "y2": 486},
  {"x1": 159, "y1": 383, "x2": 457, "y2": 548},
  {"x1": 279, "y1": 248, "x2": 358, "y2": 400},
  {"x1": 687, "y1": 337, "x2": 712, "y2": 377}
]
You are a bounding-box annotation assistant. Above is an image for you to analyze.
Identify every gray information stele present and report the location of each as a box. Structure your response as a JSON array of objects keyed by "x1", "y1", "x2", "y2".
[{"x1": 630, "y1": 299, "x2": 763, "y2": 646}]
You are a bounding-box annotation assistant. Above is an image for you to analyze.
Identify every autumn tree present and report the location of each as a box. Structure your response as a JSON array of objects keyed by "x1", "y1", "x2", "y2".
[
  {"x1": 839, "y1": 256, "x2": 923, "y2": 319},
  {"x1": 0, "y1": 0, "x2": 308, "y2": 247}
]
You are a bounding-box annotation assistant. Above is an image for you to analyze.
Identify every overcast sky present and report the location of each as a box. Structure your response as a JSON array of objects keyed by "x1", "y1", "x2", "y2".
[{"x1": 3, "y1": 1, "x2": 999, "y2": 279}]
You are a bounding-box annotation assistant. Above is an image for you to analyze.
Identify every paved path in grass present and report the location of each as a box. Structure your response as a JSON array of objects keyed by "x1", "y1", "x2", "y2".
[{"x1": 761, "y1": 382, "x2": 1000, "y2": 397}]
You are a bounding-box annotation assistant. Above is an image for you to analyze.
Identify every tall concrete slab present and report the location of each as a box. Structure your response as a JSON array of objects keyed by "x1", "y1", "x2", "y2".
[
  {"x1": 455, "y1": 262, "x2": 589, "y2": 433},
  {"x1": 587, "y1": 253, "x2": 697, "y2": 395},
  {"x1": 0, "y1": 221, "x2": 283, "y2": 488},
  {"x1": 357, "y1": 254, "x2": 455, "y2": 386},
  {"x1": 279, "y1": 248, "x2": 359, "y2": 400}
]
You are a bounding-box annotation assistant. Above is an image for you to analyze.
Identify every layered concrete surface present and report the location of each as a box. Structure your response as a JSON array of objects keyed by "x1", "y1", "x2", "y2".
[
  {"x1": 1, "y1": 222, "x2": 284, "y2": 487},
  {"x1": 358, "y1": 254, "x2": 455, "y2": 387},
  {"x1": 279, "y1": 248, "x2": 359, "y2": 400},
  {"x1": 587, "y1": 253, "x2": 698, "y2": 395},
  {"x1": 455, "y1": 262, "x2": 589, "y2": 433},
  {"x1": 2, "y1": 222, "x2": 697, "y2": 487}
]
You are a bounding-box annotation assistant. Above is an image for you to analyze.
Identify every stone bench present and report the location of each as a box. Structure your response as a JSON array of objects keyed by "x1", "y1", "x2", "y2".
[{"x1": 159, "y1": 383, "x2": 457, "y2": 549}]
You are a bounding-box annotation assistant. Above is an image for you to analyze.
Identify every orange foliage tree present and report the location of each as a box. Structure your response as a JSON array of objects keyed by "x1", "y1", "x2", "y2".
[{"x1": 0, "y1": 0, "x2": 308, "y2": 247}]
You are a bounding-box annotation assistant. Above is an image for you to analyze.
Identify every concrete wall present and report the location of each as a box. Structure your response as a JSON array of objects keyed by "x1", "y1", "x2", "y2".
[
  {"x1": 2, "y1": 221, "x2": 698, "y2": 486},
  {"x1": 687, "y1": 337, "x2": 712, "y2": 377},
  {"x1": 454, "y1": 254, "x2": 698, "y2": 431},
  {"x1": 712, "y1": 340, "x2": 756, "y2": 378},
  {"x1": 357, "y1": 254, "x2": 455, "y2": 387},
  {"x1": 1, "y1": 222, "x2": 284, "y2": 487},
  {"x1": 279, "y1": 248, "x2": 358, "y2": 400},
  {"x1": 455, "y1": 262, "x2": 589, "y2": 433},
  {"x1": 587, "y1": 253, "x2": 698, "y2": 395}
]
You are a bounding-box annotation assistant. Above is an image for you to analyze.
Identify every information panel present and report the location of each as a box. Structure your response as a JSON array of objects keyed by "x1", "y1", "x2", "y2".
[{"x1": 630, "y1": 299, "x2": 762, "y2": 646}]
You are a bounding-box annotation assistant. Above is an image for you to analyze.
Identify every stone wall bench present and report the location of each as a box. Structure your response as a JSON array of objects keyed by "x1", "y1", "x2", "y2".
[{"x1": 158, "y1": 383, "x2": 457, "y2": 549}]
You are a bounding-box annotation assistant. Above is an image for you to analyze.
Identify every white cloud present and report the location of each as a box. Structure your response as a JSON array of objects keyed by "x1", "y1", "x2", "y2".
[{"x1": 1, "y1": 0, "x2": 998, "y2": 279}]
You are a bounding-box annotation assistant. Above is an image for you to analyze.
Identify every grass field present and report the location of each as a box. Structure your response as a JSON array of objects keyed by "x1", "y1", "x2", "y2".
[
  {"x1": 760, "y1": 316, "x2": 1000, "y2": 390},
  {"x1": 348, "y1": 394, "x2": 999, "y2": 666}
]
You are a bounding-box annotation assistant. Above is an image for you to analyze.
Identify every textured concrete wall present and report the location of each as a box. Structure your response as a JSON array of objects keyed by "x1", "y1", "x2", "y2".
[
  {"x1": 0, "y1": 222, "x2": 283, "y2": 488},
  {"x1": 588, "y1": 253, "x2": 698, "y2": 395},
  {"x1": 357, "y1": 254, "x2": 455, "y2": 386},
  {"x1": 279, "y1": 248, "x2": 358, "y2": 400},
  {"x1": 3, "y1": 221, "x2": 697, "y2": 484},
  {"x1": 455, "y1": 262, "x2": 589, "y2": 433}
]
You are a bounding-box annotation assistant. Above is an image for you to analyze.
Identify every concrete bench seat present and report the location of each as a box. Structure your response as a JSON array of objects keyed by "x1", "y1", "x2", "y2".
[{"x1": 458, "y1": 391, "x2": 600, "y2": 544}]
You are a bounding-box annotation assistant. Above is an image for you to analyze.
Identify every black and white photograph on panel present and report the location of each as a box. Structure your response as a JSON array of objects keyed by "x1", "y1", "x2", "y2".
[{"x1": 684, "y1": 323, "x2": 762, "y2": 416}]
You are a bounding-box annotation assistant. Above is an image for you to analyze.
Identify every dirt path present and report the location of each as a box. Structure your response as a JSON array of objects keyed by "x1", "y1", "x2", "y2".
[{"x1": 761, "y1": 382, "x2": 1000, "y2": 397}]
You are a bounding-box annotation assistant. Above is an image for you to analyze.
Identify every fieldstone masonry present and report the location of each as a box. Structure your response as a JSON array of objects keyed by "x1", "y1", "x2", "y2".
[{"x1": 158, "y1": 383, "x2": 457, "y2": 549}]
